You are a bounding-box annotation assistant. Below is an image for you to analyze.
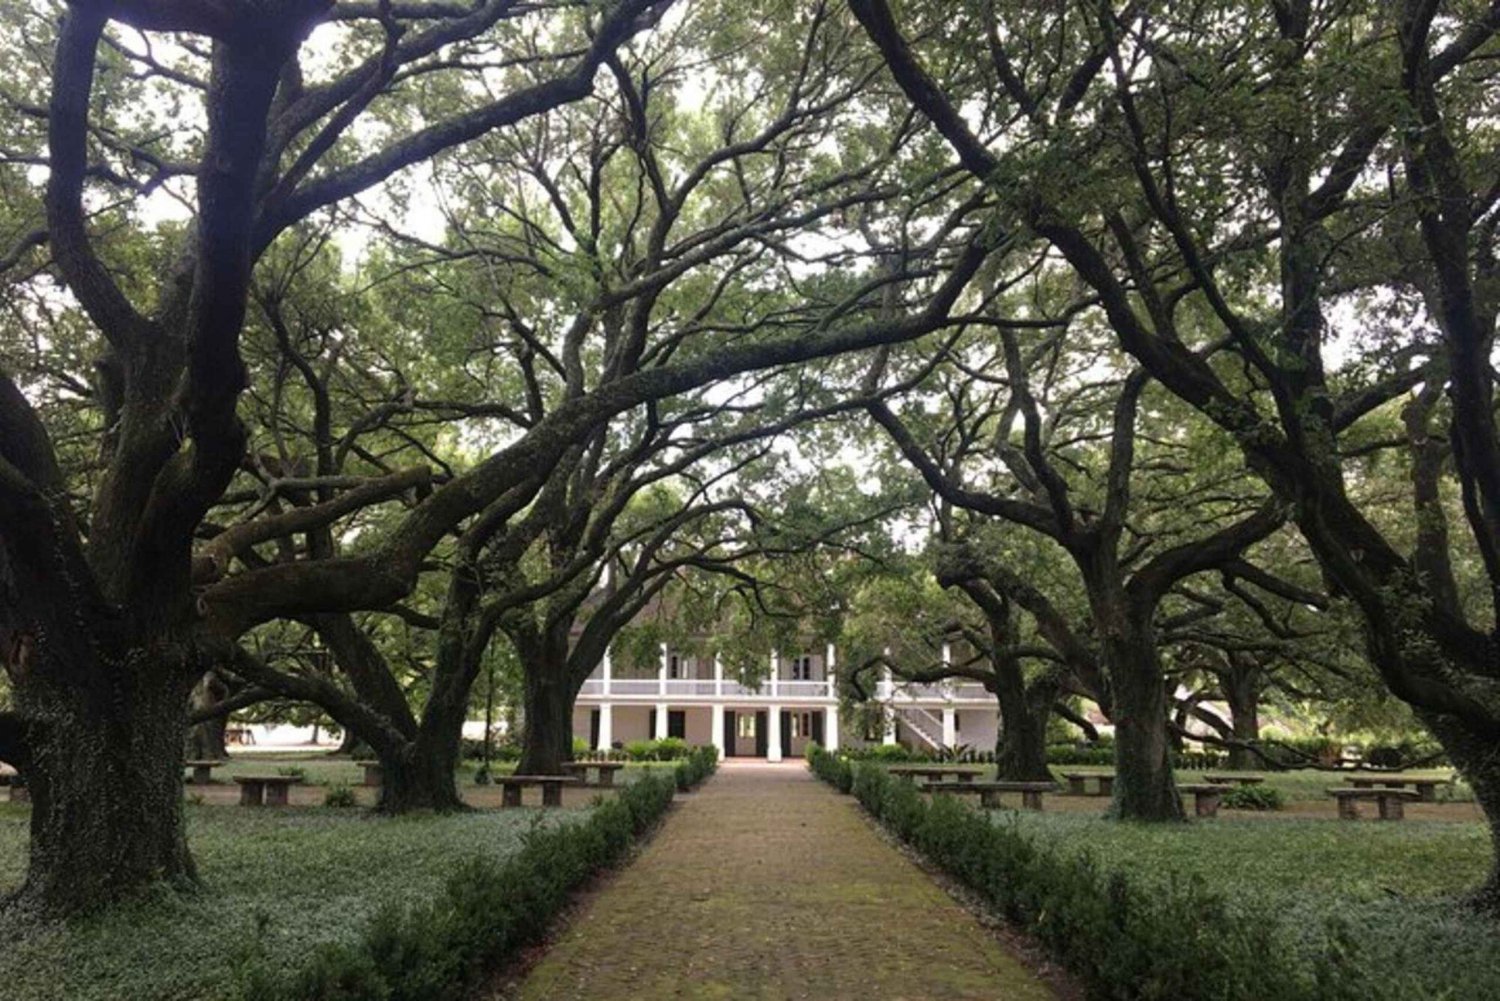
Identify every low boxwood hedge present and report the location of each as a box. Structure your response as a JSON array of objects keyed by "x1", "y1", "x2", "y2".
[
  {"x1": 814, "y1": 759, "x2": 1389, "y2": 1001},
  {"x1": 240, "y1": 748, "x2": 717, "y2": 1000}
]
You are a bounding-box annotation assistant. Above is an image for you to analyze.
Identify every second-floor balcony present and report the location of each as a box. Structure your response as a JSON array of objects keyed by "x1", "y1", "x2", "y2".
[
  {"x1": 576, "y1": 676, "x2": 993, "y2": 704},
  {"x1": 578, "y1": 677, "x2": 837, "y2": 700}
]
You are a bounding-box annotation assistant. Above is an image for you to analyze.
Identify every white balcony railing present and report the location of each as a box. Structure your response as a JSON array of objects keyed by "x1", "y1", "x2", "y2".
[{"x1": 577, "y1": 677, "x2": 837, "y2": 700}]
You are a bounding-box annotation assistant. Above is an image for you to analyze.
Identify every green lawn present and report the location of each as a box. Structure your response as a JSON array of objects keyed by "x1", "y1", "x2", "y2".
[
  {"x1": 0, "y1": 801, "x2": 585, "y2": 1001},
  {"x1": 1003, "y1": 811, "x2": 1500, "y2": 999}
]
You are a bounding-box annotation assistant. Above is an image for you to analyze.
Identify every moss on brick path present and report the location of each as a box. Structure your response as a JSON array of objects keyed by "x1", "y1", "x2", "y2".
[{"x1": 507, "y1": 761, "x2": 1055, "y2": 1000}]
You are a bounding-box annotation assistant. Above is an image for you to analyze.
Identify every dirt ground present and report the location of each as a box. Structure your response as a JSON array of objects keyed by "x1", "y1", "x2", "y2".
[{"x1": 493, "y1": 760, "x2": 1056, "y2": 1001}]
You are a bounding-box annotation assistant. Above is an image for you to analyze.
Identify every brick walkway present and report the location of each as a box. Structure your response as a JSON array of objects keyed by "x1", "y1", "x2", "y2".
[{"x1": 506, "y1": 760, "x2": 1055, "y2": 1000}]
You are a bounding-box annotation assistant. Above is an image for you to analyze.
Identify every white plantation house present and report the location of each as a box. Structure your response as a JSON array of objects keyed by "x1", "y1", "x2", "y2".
[{"x1": 571, "y1": 643, "x2": 1001, "y2": 761}]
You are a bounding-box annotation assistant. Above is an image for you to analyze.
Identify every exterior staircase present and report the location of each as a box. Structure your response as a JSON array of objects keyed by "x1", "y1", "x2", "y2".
[{"x1": 895, "y1": 706, "x2": 944, "y2": 751}]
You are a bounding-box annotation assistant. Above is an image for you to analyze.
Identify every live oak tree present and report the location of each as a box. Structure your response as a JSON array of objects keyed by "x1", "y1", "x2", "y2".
[
  {"x1": 0, "y1": 0, "x2": 1006, "y2": 912},
  {"x1": 852, "y1": 0, "x2": 1500, "y2": 892},
  {"x1": 862, "y1": 310, "x2": 1282, "y2": 819}
]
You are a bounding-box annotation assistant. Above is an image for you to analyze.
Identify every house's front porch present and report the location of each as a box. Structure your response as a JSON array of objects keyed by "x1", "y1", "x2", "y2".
[{"x1": 571, "y1": 703, "x2": 838, "y2": 762}]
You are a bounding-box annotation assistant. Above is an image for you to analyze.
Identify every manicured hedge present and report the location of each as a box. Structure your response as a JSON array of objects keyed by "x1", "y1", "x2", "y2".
[
  {"x1": 241, "y1": 749, "x2": 717, "y2": 1001},
  {"x1": 805, "y1": 743, "x2": 852, "y2": 792},
  {"x1": 815, "y1": 760, "x2": 1382, "y2": 1001}
]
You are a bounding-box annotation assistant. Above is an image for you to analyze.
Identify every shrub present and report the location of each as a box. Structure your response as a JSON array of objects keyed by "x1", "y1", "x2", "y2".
[
  {"x1": 1220, "y1": 785, "x2": 1285, "y2": 812},
  {"x1": 572, "y1": 736, "x2": 592, "y2": 757},
  {"x1": 324, "y1": 784, "x2": 358, "y2": 808},
  {"x1": 623, "y1": 740, "x2": 655, "y2": 761},
  {"x1": 829, "y1": 760, "x2": 1386, "y2": 1001},
  {"x1": 805, "y1": 743, "x2": 853, "y2": 793},
  {"x1": 1046, "y1": 744, "x2": 1114, "y2": 766},
  {"x1": 651, "y1": 737, "x2": 690, "y2": 761},
  {"x1": 242, "y1": 770, "x2": 682, "y2": 1001},
  {"x1": 843, "y1": 743, "x2": 918, "y2": 763},
  {"x1": 673, "y1": 745, "x2": 719, "y2": 791}
]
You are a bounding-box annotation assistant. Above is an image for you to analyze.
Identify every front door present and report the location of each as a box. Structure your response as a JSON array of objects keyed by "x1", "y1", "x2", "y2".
[
  {"x1": 811, "y1": 710, "x2": 824, "y2": 747},
  {"x1": 724, "y1": 710, "x2": 737, "y2": 757},
  {"x1": 589, "y1": 709, "x2": 600, "y2": 751},
  {"x1": 755, "y1": 711, "x2": 768, "y2": 757},
  {"x1": 668, "y1": 710, "x2": 686, "y2": 740}
]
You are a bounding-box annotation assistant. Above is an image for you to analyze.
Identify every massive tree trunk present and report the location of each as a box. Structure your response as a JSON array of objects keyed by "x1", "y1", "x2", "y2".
[
  {"x1": 1223, "y1": 663, "x2": 1262, "y2": 771},
  {"x1": 1423, "y1": 711, "x2": 1500, "y2": 913},
  {"x1": 990, "y1": 674, "x2": 1056, "y2": 782},
  {"x1": 11, "y1": 654, "x2": 199, "y2": 916},
  {"x1": 378, "y1": 728, "x2": 466, "y2": 814},
  {"x1": 186, "y1": 671, "x2": 230, "y2": 760},
  {"x1": 516, "y1": 668, "x2": 577, "y2": 776},
  {"x1": 1104, "y1": 628, "x2": 1183, "y2": 821}
]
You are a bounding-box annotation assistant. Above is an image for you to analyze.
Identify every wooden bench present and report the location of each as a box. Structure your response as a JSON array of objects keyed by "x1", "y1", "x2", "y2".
[
  {"x1": 889, "y1": 765, "x2": 984, "y2": 784},
  {"x1": 1344, "y1": 775, "x2": 1449, "y2": 803},
  {"x1": 1328, "y1": 787, "x2": 1420, "y2": 820},
  {"x1": 924, "y1": 780, "x2": 1057, "y2": 811},
  {"x1": 184, "y1": 760, "x2": 225, "y2": 785},
  {"x1": 1204, "y1": 774, "x2": 1265, "y2": 787},
  {"x1": 233, "y1": 775, "x2": 300, "y2": 806},
  {"x1": 496, "y1": 775, "x2": 581, "y2": 807},
  {"x1": 561, "y1": 761, "x2": 627, "y2": 788},
  {"x1": 1060, "y1": 771, "x2": 1114, "y2": 797},
  {"x1": 354, "y1": 760, "x2": 384, "y2": 787},
  {"x1": 1178, "y1": 783, "x2": 1227, "y2": 817}
]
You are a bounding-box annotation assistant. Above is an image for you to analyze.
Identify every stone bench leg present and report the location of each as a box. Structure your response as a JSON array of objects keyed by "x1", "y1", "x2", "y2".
[
  {"x1": 1021, "y1": 790, "x2": 1044, "y2": 811},
  {"x1": 957, "y1": 773, "x2": 975, "y2": 783},
  {"x1": 10, "y1": 786, "x2": 29, "y2": 804},
  {"x1": 1336, "y1": 797, "x2": 1360, "y2": 820},
  {"x1": 239, "y1": 782, "x2": 264, "y2": 807},
  {"x1": 265, "y1": 783, "x2": 290, "y2": 806},
  {"x1": 597, "y1": 769, "x2": 614, "y2": 788},
  {"x1": 542, "y1": 782, "x2": 564, "y2": 807},
  {"x1": 191, "y1": 766, "x2": 213, "y2": 785},
  {"x1": 501, "y1": 785, "x2": 523, "y2": 808},
  {"x1": 979, "y1": 789, "x2": 1002, "y2": 809},
  {"x1": 1066, "y1": 776, "x2": 1086, "y2": 796},
  {"x1": 1377, "y1": 796, "x2": 1405, "y2": 821},
  {"x1": 1415, "y1": 783, "x2": 1436, "y2": 803},
  {"x1": 1097, "y1": 776, "x2": 1114, "y2": 797},
  {"x1": 362, "y1": 765, "x2": 383, "y2": 788},
  {"x1": 1194, "y1": 793, "x2": 1222, "y2": 818}
]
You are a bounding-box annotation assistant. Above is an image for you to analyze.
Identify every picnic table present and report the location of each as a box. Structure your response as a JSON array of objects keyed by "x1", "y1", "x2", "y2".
[
  {"x1": 561, "y1": 761, "x2": 627, "y2": 788},
  {"x1": 888, "y1": 765, "x2": 985, "y2": 784},
  {"x1": 496, "y1": 774, "x2": 581, "y2": 808},
  {"x1": 1328, "y1": 786, "x2": 1420, "y2": 820},
  {"x1": 1059, "y1": 771, "x2": 1114, "y2": 797},
  {"x1": 924, "y1": 780, "x2": 1057, "y2": 811},
  {"x1": 233, "y1": 775, "x2": 300, "y2": 806},
  {"x1": 354, "y1": 759, "x2": 384, "y2": 787},
  {"x1": 1343, "y1": 774, "x2": 1449, "y2": 803},
  {"x1": 184, "y1": 759, "x2": 225, "y2": 785},
  {"x1": 1178, "y1": 783, "x2": 1227, "y2": 817},
  {"x1": 1204, "y1": 774, "x2": 1265, "y2": 787}
]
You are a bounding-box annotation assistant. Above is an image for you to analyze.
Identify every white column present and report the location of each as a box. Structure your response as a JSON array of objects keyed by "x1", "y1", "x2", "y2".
[
  {"x1": 714, "y1": 653, "x2": 724, "y2": 697},
  {"x1": 658, "y1": 643, "x2": 669, "y2": 695},
  {"x1": 825, "y1": 642, "x2": 837, "y2": 697},
  {"x1": 654, "y1": 702, "x2": 669, "y2": 739},
  {"x1": 710, "y1": 704, "x2": 725, "y2": 756},
  {"x1": 826, "y1": 705, "x2": 840, "y2": 752},
  {"x1": 942, "y1": 706, "x2": 957, "y2": 748},
  {"x1": 597, "y1": 702, "x2": 614, "y2": 751},
  {"x1": 770, "y1": 650, "x2": 780, "y2": 697},
  {"x1": 883, "y1": 707, "x2": 898, "y2": 746},
  {"x1": 767, "y1": 704, "x2": 783, "y2": 761},
  {"x1": 941, "y1": 642, "x2": 954, "y2": 697},
  {"x1": 602, "y1": 645, "x2": 613, "y2": 696}
]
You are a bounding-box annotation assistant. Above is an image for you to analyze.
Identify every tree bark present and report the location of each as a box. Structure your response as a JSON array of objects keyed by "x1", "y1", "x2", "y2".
[
  {"x1": 990, "y1": 672, "x2": 1056, "y2": 782},
  {"x1": 516, "y1": 668, "x2": 577, "y2": 776},
  {"x1": 1223, "y1": 667, "x2": 1262, "y2": 771},
  {"x1": 185, "y1": 672, "x2": 230, "y2": 760},
  {"x1": 377, "y1": 730, "x2": 466, "y2": 813},
  {"x1": 1105, "y1": 629, "x2": 1184, "y2": 821},
  {"x1": 10, "y1": 663, "x2": 198, "y2": 916}
]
